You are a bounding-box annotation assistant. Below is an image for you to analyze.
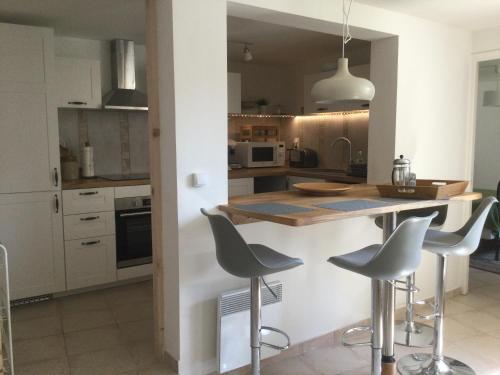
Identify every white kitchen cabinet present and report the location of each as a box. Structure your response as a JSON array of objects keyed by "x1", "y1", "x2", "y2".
[
  {"x1": 55, "y1": 57, "x2": 102, "y2": 109},
  {"x1": 229, "y1": 178, "x2": 254, "y2": 197},
  {"x1": 0, "y1": 192, "x2": 65, "y2": 300},
  {"x1": 63, "y1": 211, "x2": 115, "y2": 240},
  {"x1": 228, "y1": 72, "x2": 242, "y2": 113},
  {"x1": 0, "y1": 23, "x2": 60, "y2": 193},
  {"x1": 62, "y1": 187, "x2": 115, "y2": 215},
  {"x1": 304, "y1": 64, "x2": 371, "y2": 114},
  {"x1": 287, "y1": 176, "x2": 326, "y2": 191},
  {"x1": 65, "y1": 235, "x2": 116, "y2": 290}
]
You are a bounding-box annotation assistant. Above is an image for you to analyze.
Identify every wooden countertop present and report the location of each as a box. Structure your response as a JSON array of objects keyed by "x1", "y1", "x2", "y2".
[
  {"x1": 62, "y1": 178, "x2": 151, "y2": 190},
  {"x1": 228, "y1": 167, "x2": 366, "y2": 184},
  {"x1": 219, "y1": 184, "x2": 482, "y2": 227}
]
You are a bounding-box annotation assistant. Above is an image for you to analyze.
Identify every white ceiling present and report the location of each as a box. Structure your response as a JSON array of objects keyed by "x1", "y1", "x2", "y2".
[
  {"x1": 227, "y1": 16, "x2": 371, "y2": 66},
  {"x1": 0, "y1": 0, "x2": 146, "y2": 42},
  {"x1": 355, "y1": 0, "x2": 500, "y2": 31}
]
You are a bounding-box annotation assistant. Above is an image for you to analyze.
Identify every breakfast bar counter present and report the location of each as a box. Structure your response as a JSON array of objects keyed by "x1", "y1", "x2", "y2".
[{"x1": 219, "y1": 184, "x2": 481, "y2": 227}]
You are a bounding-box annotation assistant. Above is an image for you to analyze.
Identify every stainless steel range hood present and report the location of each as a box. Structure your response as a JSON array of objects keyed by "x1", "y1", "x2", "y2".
[{"x1": 103, "y1": 40, "x2": 148, "y2": 111}]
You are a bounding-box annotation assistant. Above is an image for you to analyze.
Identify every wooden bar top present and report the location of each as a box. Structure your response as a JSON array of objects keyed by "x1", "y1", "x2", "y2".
[
  {"x1": 62, "y1": 178, "x2": 151, "y2": 190},
  {"x1": 219, "y1": 184, "x2": 482, "y2": 227},
  {"x1": 229, "y1": 167, "x2": 366, "y2": 184}
]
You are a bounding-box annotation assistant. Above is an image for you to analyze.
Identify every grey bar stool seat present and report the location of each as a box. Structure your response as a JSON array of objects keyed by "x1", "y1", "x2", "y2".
[
  {"x1": 398, "y1": 197, "x2": 497, "y2": 375},
  {"x1": 329, "y1": 212, "x2": 437, "y2": 375},
  {"x1": 375, "y1": 205, "x2": 449, "y2": 348},
  {"x1": 201, "y1": 209, "x2": 303, "y2": 375}
]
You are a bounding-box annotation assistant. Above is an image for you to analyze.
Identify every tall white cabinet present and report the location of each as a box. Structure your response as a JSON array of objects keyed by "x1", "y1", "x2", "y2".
[{"x1": 0, "y1": 23, "x2": 65, "y2": 300}]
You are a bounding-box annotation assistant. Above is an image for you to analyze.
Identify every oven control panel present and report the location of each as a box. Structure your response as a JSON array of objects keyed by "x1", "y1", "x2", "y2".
[{"x1": 115, "y1": 196, "x2": 151, "y2": 211}]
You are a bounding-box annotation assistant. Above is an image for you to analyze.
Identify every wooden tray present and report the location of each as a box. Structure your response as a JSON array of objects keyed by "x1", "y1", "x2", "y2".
[
  {"x1": 376, "y1": 180, "x2": 469, "y2": 200},
  {"x1": 293, "y1": 182, "x2": 352, "y2": 196}
]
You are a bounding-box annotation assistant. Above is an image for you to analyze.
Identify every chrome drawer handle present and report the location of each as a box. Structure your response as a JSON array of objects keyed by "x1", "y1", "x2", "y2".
[
  {"x1": 79, "y1": 191, "x2": 99, "y2": 196},
  {"x1": 80, "y1": 216, "x2": 100, "y2": 221},
  {"x1": 81, "y1": 240, "x2": 100, "y2": 246}
]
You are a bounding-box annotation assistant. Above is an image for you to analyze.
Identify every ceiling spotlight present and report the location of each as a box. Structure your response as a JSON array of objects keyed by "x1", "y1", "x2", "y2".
[{"x1": 243, "y1": 44, "x2": 253, "y2": 62}]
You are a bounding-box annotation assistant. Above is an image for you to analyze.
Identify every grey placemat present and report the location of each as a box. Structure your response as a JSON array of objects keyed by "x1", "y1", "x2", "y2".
[
  {"x1": 235, "y1": 202, "x2": 313, "y2": 215},
  {"x1": 315, "y1": 199, "x2": 394, "y2": 212}
]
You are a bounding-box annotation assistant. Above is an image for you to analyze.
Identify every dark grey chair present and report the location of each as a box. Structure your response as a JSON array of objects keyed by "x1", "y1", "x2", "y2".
[
  {"x1": 201, "y1": 208, "x2": 303, "y2": 375},
  {"x1": 375, "y1": 205, "x2": 449, "y2": 348},
  {"x1": 398, "y1": 197, "x2": 497, "y2": 375},
  {"x1": 328, "y1": 212, "x2": 437, "y2": 375}
]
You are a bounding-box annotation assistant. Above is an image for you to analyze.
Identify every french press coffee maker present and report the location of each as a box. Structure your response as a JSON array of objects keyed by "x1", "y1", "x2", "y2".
[{"x1": 392, "y1": 155, "x2": 411, "y2": 186}]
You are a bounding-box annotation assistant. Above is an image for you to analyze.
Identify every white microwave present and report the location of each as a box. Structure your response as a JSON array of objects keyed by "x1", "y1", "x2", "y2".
[{"x1": 234, "y1": 141, "x2": 286, "y2": 168}]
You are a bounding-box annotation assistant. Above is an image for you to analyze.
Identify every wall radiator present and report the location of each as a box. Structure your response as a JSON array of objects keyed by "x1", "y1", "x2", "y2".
[{"x1": 217, "y1": 280, "x2": 284, "y2": 374}]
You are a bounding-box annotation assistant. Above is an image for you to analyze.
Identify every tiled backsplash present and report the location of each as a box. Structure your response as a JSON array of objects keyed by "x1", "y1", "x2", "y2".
[
  {"x1": 59, "y1": 110, "x2": 149, "y2": 176},
  {"x1": 228, "y1": 111, "x2": 369, "y2": 170}
]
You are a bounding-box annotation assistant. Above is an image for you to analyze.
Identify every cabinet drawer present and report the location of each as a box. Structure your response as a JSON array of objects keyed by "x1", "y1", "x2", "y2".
[
  {"x1": 65, "y1": 235, "x2": 116, "y2": 290},
  {"x1": 63, "y1": 188, "x2": 114, "y2": 215},
  {"x1": 228, "y1": 178, "x2": 254, "y2": 197},
  {"x1": 64, "y1": 211, "x2": 115, "y2": 240}
]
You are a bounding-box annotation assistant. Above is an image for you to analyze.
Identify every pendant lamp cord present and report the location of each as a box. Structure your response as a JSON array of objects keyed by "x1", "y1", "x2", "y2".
[{"x1": 342, "y1": 0, "x2": 353, "y2": 58}]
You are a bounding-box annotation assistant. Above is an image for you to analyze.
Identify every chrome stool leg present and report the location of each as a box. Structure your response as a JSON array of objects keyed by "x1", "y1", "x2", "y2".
[
  {"x1": 397, "y1": 256, "x2": 475, "y2": 375},
  {"x1": 372, "y1": 279, "x2": 384, "y2": 375},
  {"x1": 250, "y1": 277, "x2": 261, "y2": 375},
  {"x1": 394, "y1": 273, "x2": 434, "y2": 347}
]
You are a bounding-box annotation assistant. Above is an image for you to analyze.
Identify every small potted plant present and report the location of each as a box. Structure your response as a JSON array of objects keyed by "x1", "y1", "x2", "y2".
[{"x1": 256, "y1": 99, "x2": 269, "y2": 114}]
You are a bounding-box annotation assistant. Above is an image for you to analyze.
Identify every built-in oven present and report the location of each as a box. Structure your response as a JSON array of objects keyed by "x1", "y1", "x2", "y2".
[{"x1": 115, "y1": 196, "x2": 152, "y2": 269}]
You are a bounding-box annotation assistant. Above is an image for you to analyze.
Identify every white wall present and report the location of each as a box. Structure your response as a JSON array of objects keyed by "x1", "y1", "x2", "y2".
[{"x1": 151, "y1": 1, "x2": 474, "y2": 373}]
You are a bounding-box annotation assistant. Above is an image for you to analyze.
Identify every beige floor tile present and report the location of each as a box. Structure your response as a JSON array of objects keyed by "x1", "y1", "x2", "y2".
[
  {"x1": 62, "y1": 309, "x2": 115, "y2": 333},
  {"x1": 262, "y1": 355, "x2": 318, "y2": 375},
  {"x1": 451, "y1": 292, "x2": 498, "y2": 309},
  {"x1": 68, "y1": 346, "x2": 137, "y2": 375},
  {"x1": 59, "y1": 292, "x2": 108, "y2": 315},
  {"x1": 119, "y1": 319, "x2": 154, "y2": 343},
  {"x1": 303, "y1": 346, "x2": 369, "y2": 375},
  {"x1": 468, "y1": 276, "x2": 487, "y2": 290},
  {"x1": 13, "y1": 334, "x2": 66, "y2": 365},
  {"x1": 338, "y1": 366, "x2": 370, "y2": 375},
  {"x1": 446, "y1": 335, "x2": 500, "y2": 372},
  {"x1": 104, "y1": 283, "x2": 153, "y2": 307},
  {"x1": 468, "y1": 270, "x2": 500, "y2": 285},
  {"x1": 137, "y1": 361, "x2": 177, "y2": 375},
  {"x1": 15, "y1": 357, "x2": 70, "y2": 375},
  {"x1": 64, "y1": 325, "x2": 122, "y2": 355},
  {"x1": 11, "y1": 300, "x2": 60, "y2": 322},
  {"x1": 111, "y1": 300, "x2": 154, "y2": 323},
  {"x1": 474, "y1": 284, "x2": 500, "y2": 300},
  {"x1": 12, "y1": 315, "x2": 62, "y2": 341},
  {"x1": 451, "y1": 310, "x2": 500, "y2": 334},
  {"x1": 443, "y1": 299, "x2": 476, "y2": 316},
  {"x1": 127, "y1": 340, "x2": 159, "y2": 368},
  {"x1": 483, "y1": 303, "x2": 500, "y2": 319},
  {"x1": 441, "y1": 317, "x2": 481, "y2": 344}
]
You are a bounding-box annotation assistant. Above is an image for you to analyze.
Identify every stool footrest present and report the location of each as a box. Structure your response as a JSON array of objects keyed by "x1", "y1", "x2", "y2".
[
  {"x1": 341, "y1": 326, "x2": 372, "y2": 347},
  {"x1": 391, "y1": 280, "x2": 420, "y2": 293},
  {"x1": 260, "y1": 326, "x2": 290, "y2": 351},
  {"x1": 415, "y1": 302, "x2": 437, "y2": 320}
]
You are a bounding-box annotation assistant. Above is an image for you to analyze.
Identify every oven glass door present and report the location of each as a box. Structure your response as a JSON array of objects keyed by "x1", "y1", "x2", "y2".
[
  {"x1": 115, "y1": 208, "x2": 152, "y2": 268},
  {"x1": 252, "y1": 146, "x2": 275, "y2": 162}
]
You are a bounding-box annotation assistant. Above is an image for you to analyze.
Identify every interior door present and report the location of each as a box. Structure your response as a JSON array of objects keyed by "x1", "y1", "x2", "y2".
[{"x1": 0, "y1": 192, "x2": 65, "y2": 300}]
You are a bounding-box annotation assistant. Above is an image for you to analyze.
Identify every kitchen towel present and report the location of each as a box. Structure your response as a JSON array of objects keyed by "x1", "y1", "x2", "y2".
[
  {"x1": 315, "y1": 199, "x2": 395, "y2": 212},
  {"x1": 235, "y1": 202, "x2": 313, "y2": 215}
]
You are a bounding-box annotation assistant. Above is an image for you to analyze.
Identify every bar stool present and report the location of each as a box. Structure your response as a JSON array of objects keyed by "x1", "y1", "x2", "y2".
[
  {"x1": 375, "y1": 206, "x2": 448, "y2": 348},
  {"x1": 328, "y1": 212, "x2": 437, "y2": 375},
  {"x1": 398, "y1": 197, "x2": 497, "y2": 375},
  {"x1": 201, "y1": 209, "x2": 304, "y2": 375}
]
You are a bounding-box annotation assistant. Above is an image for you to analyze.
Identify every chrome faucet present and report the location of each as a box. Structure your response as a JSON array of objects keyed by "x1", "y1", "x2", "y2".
[{"x1": 331, "y1": 137, "x2": 352, "y2": 173}]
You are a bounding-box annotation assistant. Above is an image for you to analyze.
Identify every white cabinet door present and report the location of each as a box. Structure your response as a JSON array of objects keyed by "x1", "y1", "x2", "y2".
[
  {"x1": 63, "y1": 211, "x2": 115, "y2": 240},
  {"x1": 0, "y1": 23, "x2": 59, "y2": 194},
  {"x1": 228, "y1": 72, "x2": 241, "y2": 113},
  {"x1": 55, "y1": 57, "x2": 102, "y2": 109},
  {"x1": 0, "y1": 192, "x2": 65, "y2": 300},
  {"x1": 228, "y1": 178, "x2": 254, "y2": 197},
  {"x1": 62, "y1": 188, "x2": 115, "y2": 215},
  {"x1": 65, "y1": 235, "x2": 116, "y2": 290},
  {"x1": 304, "y1": 64, "x2": 371, "y2": 114}
]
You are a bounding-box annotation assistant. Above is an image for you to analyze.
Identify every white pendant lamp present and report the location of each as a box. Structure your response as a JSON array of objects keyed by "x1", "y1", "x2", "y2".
[
  {"x1": 311, "y1": 0, "x2": 375, "y2": 104},
  {"x1": 484, "y1": 66, "x2": 500, "y2": 107}
]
